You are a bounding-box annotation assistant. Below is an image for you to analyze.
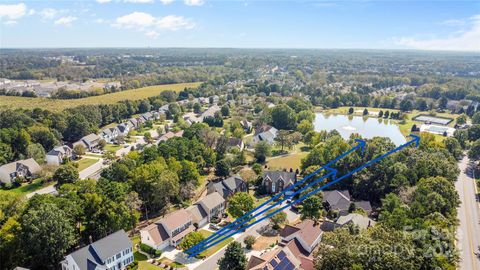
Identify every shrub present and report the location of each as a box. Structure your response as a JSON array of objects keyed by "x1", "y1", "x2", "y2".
[
  {"x1": 244, "y1": 235, "x2": 256, "y2": 249},
  {"x1": 140, "y1": 243, "x2": 160, "y2": 257}
]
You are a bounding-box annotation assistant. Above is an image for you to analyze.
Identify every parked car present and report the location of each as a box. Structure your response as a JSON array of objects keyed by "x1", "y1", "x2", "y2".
[{"x1": 209, "y1": 224, "x2": 221, "y2": 231}]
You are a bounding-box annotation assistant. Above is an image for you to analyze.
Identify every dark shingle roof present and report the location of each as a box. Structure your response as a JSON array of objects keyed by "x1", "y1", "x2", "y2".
[{"x1": 68, "y1": 230, "x2": 132, "y2": 269}]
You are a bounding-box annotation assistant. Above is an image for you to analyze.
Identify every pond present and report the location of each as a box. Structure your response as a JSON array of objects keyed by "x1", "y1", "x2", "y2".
[{"x1": 314, "y1": 113, "x2": 407, "y2": 146}]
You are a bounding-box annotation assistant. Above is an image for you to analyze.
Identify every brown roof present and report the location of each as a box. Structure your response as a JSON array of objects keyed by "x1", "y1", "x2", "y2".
[
  {"x1": 284, "y1": 238, "x2": 310, "y2": 258},
  {"x1": 246, "y1": 255, "x2": 266, "y2": 269},
  {"x1": 286, "y1": 219, "x2": 323, "y2": 248},
  {"x1": 142, "y1": 223, "x2": 169, "y2": 245},
  {"x1": 280, "y1": 225, "x2": 300, "y2": 238},
  {"x1": 159, "y1": 209, "x2": 192, "y2": 233}
]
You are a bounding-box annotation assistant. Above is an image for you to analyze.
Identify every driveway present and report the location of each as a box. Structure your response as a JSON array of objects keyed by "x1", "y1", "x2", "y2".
[
  {"x1": 79, "y1": 158, "x2": 104, "y2": 179},
  {"x1": 26, "y1": 184, "x2": 57, "y2": 198},
  {"x1": 456, "y1": 155, "x2": 480, "y2": 270}
]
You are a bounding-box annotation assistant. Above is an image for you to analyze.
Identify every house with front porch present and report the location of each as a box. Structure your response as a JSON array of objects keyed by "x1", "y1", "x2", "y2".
[
  {"x1": 46, "y1": 145, "x2": 73, "y2": 166},
  {"x1": 0, "y1": 158, "x2": 42, "y2": 185}
]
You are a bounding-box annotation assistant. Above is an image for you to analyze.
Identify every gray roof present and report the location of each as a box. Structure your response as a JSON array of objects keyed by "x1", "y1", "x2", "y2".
[
  {"x1": 68, "y1": 230, "x2": 132, "y2": 270},
  {"x1": 198, "y1": 192, "x2": 225, "y2": 212},
  {"x1": 82, "y1": 133, "x2": 101, "y2": 144},
  {"x1": 187, "y1": 204, "x2": 208, "y2": 223},
  {"x1": 264, "y1": 171, "x2": 296, "y2": 186},
  {"x1": 354, "y1": 200, "x2": 373, "y2": 212},
  {"x1": 336, "y1": 213, "x2": 376, "y2": 229},
  {"x1": 207, "y1": 176, "x2": 245, "y2": 198},
  {"x1": 323, "y1": 190, "x2": 351, "y2": 211},
  {"x1": 47, "y1": 145, "x2": 71, "y2": 156}
]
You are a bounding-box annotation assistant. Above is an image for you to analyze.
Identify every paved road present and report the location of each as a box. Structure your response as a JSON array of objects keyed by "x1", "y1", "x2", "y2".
[{"x1": 456, "y1": 156, "x2": 480, "y2": 270}]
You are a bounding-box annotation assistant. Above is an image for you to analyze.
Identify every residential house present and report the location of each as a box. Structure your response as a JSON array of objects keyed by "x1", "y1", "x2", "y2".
[
  {"x1": 211, "y1": 95, "x2": 220, "y2": 104},
  {"x1": 247, "y1": 241, "x2": 308, "y2": 270},
  {"x1": 73, "y1": 133, "x2": 101, "y2": 151},
  {"x1": 157, "y1": 130, "x2": 184, "y2": 143},
  {"x1": 322, "y1": 190, "x2": 372, "y2": 216},
  {"x1": 240, "y1": 119, "x2": 252, "y2": 132},
  {"x1": 128, "y1": 118, "x2": 139, "y2": 129},
  {"x1": 279, "y1": 219, "x2": 323, "y2": 254},
  {"x1": 207, "y1": 176, "x2": 247, "y2": 199},
  {"x1": 116, "y1": 123, "x2": 130, "y2": 136},
  {"x1": 0, "y1": 158, "x2": 42, "y2": 184},
  {"x1": 141, "y1": 112, "x2": 153, "y2": 122},
  {"x1": 197, "y1": 192, "x2": 225, "y2": 222},
  {"x1": 262, "y1": 171, "x2": 296, "y2": 194},
  {"x1": 101, "y1": 127, "x2": 119, "y2": 143},
  {"x1": 60, "y1": 230, "x2": 133, "y2": 270},
  {"x1": 227, "y1": 137, "x2": 245, "y2": 151},
  {"x1": 140, "y1": 209, "x2": 194, "y2": 250},
  {"x1": 186, "y1": 204, "x2": 208, "y2": 228},
  {"x1": 201, "y1": 105, "x2": 221, "y2": 120},
  {"x1": 335, "y1": 213, "x2": 376, "y2": 230},
  {"x1": 253, "y1": 125, "x2": 278, "y2": 145},
  {"x1": 46, "y1": 145, "x2": 73, "y2": 166}
]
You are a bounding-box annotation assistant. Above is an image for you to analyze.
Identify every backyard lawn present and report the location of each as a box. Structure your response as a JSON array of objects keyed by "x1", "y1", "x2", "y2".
[
  {"x1": 197, "y1": 229, "x2": 234, "y2": 258},
  {"x1": 75, "y1": 158, "x2": 99, "y2": 171},
  {"x1": 266, "y1": 152, "x2": 308, "y2": 171}
]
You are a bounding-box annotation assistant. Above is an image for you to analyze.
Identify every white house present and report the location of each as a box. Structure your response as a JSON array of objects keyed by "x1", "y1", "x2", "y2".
[
  {"x1": 100, "y1": 128, "x2": 119, "y2": 143},
  {"x1": 140, "y1": 209, "x2": 194, "y2": 250},
  {"x1": 253, "y1": 125, "x2": 278, "y2": 145},
  {"x1": 61, "y1": 230, "x2": 133, "y2": 270},
  {"x1": 46, "y1": 145, "x2": 73, "y2": 166}
]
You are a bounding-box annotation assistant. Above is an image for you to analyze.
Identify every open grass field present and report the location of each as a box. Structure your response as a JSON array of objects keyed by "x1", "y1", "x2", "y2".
[
  {"x1": 198, "y1": 229, "x2": 234, "y2": 258},
  {"x1": 0, "y1": 82, "x2": 201, "y2": 112}
]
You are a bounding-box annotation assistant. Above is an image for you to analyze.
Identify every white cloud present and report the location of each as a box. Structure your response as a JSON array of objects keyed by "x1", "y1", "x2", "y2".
[
  {"x1": 145, "y1": 30, "x2": 159, "y2": 38},
  {"x1": 396, "y1": 14, "x2": 480, "y2": 52},
  {"x1": 96, "y1": 0, "x2": 113, "y2": 3},
  {"x1": 54, "y1": 16, "x2": 77, "y2": 26},
  {"x1": 113, "y1": 12, "x2": 156, "y2": 29},
  {"x1": 40, "y1": 8, "x2": 59, "y2": 20},
  {"x1": 124, "y1": 0, "x2": 155, "y2": 3},
  {"x1": 440, "y1": 19, "x2": 465, "y2": 27},
  {"x1": 0, "y1": 3, "x2": 26, "y2": 21},
  {"x1": 184, "y1": 0, "x2": 204, "y2": 6},
  {"x1": 160, "y1": 0, "x2": 175, "y2": 4},
  {"x1": 113, "y1": 12, "x2": 195, "y2": 38},
  {"x1": 157, "y1": 15, "x2": 195, "y2": 30},
  {"x1": 94, "y1": 18, "x2": 105, "y2": 23}
]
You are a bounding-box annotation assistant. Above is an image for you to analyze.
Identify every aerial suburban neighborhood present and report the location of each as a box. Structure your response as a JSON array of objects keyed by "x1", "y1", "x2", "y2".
[{"x1": 0, "y1": 1, "x2": 479, "y2": 270}]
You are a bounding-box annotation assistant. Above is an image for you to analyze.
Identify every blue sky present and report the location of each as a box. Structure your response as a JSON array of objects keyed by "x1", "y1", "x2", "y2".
[{"x1": 0, "y1": 0, "x2": 479, "y2": 51}]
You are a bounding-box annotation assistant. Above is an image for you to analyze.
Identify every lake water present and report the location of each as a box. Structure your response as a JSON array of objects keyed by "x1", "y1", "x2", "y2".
[{"x1": 314, "y1": 113, "x2": 407, "y2": 146}]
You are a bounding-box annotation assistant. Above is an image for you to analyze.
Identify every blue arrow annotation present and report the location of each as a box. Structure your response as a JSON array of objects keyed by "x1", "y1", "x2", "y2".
[
  {"x1": 185, "y1": 139, "x2": 365, "y2": 257},
  {"x1": 185, "y1": 134, "x2": 419, "y2": 258}
]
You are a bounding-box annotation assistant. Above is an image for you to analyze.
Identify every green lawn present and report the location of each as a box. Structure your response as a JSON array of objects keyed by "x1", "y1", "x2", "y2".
[
  {"x1": 197, "y1": 229, "x2": 234, "y2": 258},
  {"x1": 104, "y1": 144, "x2": 122, "y2": 152},
  {"x1": 138, "y1": 261, "x2": 165, "y2": 270},
  {"x1": 0, "y1": 179, "x2": 55, "y2": 196},
  {"x1": 75, "y1": 158, "x2": 98, "y2": 171},
  {"x1": 131, "y1": 236, "x2": 149, "y2": 262}
]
